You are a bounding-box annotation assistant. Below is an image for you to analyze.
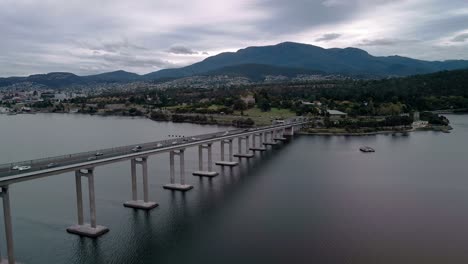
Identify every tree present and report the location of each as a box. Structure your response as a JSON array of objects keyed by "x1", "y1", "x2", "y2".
[{"x1": 258, "y1": 99, "x2": 271, "y2": 112}]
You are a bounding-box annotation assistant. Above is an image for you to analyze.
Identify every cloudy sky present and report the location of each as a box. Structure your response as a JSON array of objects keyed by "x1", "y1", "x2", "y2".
[{"x1": 1, "y1": 0, "x2": 467, "y2": 77}]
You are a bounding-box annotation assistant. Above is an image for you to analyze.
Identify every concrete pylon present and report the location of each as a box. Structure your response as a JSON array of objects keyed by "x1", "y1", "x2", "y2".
[
  {"x1": 216, "y1": 139, "x2": 239, "y2": 167},
  {"x1": 193, "y1": 143, "x2": 219, "y2": 177},
  {"x1": 273, "y1": 129, "x2": 287, "y2": 142},
  {"x1": 124, "y1": 157, "x2": 158, "y2": 210},
  {"x1": 163, "y1": 149, "x2": 193, "y2": 191},
  {"x1": 250, "y1": 133, "x2": 267, "y2": 152},
  {"x1": 67, "y1": 168, "x2": 109, "y2": 238},
  {"x1": 263, "y1": 131, "x2": 278, "y2": 146},
  {"x1": 233, "y1": 136, "x2": 254, "y2": 159},
  {"x1": 0, "y1": 186, "x2": 18, "y2": 264}
]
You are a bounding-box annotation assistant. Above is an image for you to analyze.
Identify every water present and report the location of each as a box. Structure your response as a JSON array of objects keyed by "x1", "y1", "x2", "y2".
[{"x1": 1, "y1": 113, "x2": 468, "y2": 263}]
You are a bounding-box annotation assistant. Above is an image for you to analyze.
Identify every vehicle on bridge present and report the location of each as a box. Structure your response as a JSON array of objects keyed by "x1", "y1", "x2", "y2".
[{"x1": 132, "y1": 146, "x2": 142, "y2": 152}]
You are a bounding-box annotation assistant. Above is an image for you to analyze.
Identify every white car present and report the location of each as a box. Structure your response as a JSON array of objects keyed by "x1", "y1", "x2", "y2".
[
  {"x1": 156, "y1": 143, "x2": 163, "y2": 148},
  {"x1": 95, "y1": 152, "x2": 104, "y2": 156},
  {"x1": 11, "y1": 165, "x2": 21, "y2": 170},
  {"x1": 132, "y1": 146, "x2": 142, "y2": 152},
  {"x1": 18, "y1": 166, "x2": 31, "y2": 171},
  {"x1": 47, "y1": 163, "x2": 58, "y2": 168},
  {"x1": 172, "y1": 141, "x2": 178, "y2": 145}
]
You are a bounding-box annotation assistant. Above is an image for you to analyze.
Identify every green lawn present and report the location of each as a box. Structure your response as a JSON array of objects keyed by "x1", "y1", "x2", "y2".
[{"x1": 234, "y1": 107, "x2": 296, "y2": 126}]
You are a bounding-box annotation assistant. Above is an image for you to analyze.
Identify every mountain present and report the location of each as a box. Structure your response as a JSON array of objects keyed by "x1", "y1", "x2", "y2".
[
  {"x1": 144, "y1": 42, "x2": 468, "y2": 79},
  {"x1": 0, "y1": 72, "x2": 85, "y2": 88},
  {"x1": 83, "y1": 70, "x2": 141, "y2": 82},
  {"x1": 2, "y1": 42, "x2": 468, "y2": 89},
  {"x1": 0, "y1": 71, "x2": 141, "y2": 89}
]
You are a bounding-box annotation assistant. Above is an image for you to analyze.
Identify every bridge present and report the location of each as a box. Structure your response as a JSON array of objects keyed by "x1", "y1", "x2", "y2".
[{"x1": 0, "y1": 118, "x2": 309, "y2": 263}]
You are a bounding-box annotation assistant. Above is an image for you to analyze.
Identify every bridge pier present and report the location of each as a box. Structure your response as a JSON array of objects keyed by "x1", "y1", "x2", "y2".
[
  {"x1": 234, "y1": 136, "x2": 254, "y2": 159},
  {"x1": 284, "y1": 126, "x2": 295, "y2": 137},
  {"x1": 67, "y1": 168, "x2": 109, "y2": 238},
  {"x1": 164, "y1": 149, "x2": 193, "y2": 191},
  {"x1": 250, "y1": 133, "x2": 267, "y2": 152},
  {"x1": 216, "y1": 139, "x2": 239, "y2": 167},
  {"x1": 263, "y1": 131, "x2": 278, "y2": 146},
  {"x1": 0, "y1": 186, "x2": 18, "y2": 264},
  {"x1": 193, "y1": 144, "x2": 218, "y2": 177},
  {"x1": 274, "y1": 128, "x2": 287, "y2": 142},
  {"x1": 124, "y1": 157, "x2": 158, "y2": 210}
]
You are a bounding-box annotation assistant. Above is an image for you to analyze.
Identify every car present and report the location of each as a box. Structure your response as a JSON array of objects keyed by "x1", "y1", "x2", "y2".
[
  {"x1": 11, "y1": 165, "x2": 21, "y2": 170},
  {"x1": 47, "y1": 163, "x2": 58, "y2": 168},
  {"x1": 191, "y1": 137, "x2": 200, "y2": 140},
  {"x1": 95, "y1": 152, "x2": 104, "y2": 156},
  {"x1": 132, "y1": 146, "x2": 142, "y2": 152},
  {"x1": 172, "y1": 141, "x2": 178, "y2": 145},
  {"x1": 88, "y1": 156, "x2": 97, "y2": 161},
  {"x1": 18, "y1": 165, "x2": 31, "y2": 171},
  {"x1": 156, "y1": 143, "x2": 163, "y2": 148}
]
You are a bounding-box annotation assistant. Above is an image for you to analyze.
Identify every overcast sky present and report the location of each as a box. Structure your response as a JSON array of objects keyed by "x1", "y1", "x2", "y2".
[{"x1": 1, "y1": 0, "x2": 467, "y2": 77}]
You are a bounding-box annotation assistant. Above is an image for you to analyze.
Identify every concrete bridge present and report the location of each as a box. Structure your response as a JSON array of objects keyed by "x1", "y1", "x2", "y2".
[{"x1": 0, "y1": 118, "x2": 308, "y2": 263}]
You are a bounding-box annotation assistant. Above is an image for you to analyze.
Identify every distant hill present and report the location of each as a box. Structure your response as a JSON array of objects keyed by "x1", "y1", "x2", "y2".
[
  {"x1": 2, "y1": 42, "x2": 468, "y2": 89},
  {"x1": 0, "y1": 71, "x2": 142, "y2": 89},
  {"x1": 144, "y1": 42, "x2": 468, "y2": 79},
  {"x1": 0, "y1": 72, "x2": 85, "y2": 88},
  {"x1": 83, "y1": 70, "x2": 141, "y2": 82}
]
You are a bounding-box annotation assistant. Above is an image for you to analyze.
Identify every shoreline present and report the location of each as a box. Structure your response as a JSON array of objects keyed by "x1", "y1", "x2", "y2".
[{"x1": 298, "y1": 126, "x2": 452, "y2": 136}]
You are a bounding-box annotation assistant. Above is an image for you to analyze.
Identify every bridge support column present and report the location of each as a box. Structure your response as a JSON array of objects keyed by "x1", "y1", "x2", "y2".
[
  {"x1": 193, "y1": 144, "x2": 218, "y2": 177},
  {"x1": 250, "y1": 133, "x2": 267, "y2": 152},
  {"x1": 164, "y1": 149, "x2": 193, "y2": 191},
  {"x1": 0, "y1": 186, "x2": 18, "y2": 264},
  {"x1": 284, "y1": 126, "x2": 295, "y2": 137},
  {"x1": 67, "y1": 168, "x2": 109, "y2": 238},
  {"x1": 216, "y1": 139, "x2": 239, "y2": 167},
  {"x1": 124, "y1": 157, "x2": 158, "y2": 210},
  {"x1": 263, "y1": 131, "x2": 278, "y2": 146},
  {"x1": 274, "y1": 129, "x2": 287, "y2": 142},
  {"x1": 234, "y1": 136, "x2": 254, "y2": 159}
]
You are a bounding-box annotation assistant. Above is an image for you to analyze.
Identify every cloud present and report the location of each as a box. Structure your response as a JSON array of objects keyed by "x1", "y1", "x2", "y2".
[
  {"x1": 167, "y1": 45, "x2": 199, "y2": 55},
  {"x1": 0, "y1": 0, "x2": 468, "y2": 76},
  {"x1": 321, "y1": 0, "x2": 346, "y2": 7},
  {"x1": 451, "y1": 33, "x2": 468, "y2": 42},
  {"x1": 358, "y1": 38, "x2": 399, "y2": 46},
  {"x1": 316, "y1": 33, "x2": 342, "y2": 42}
]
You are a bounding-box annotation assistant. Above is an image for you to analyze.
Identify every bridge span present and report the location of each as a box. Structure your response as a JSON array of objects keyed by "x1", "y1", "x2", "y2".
[{"x1": 0, "y1": 118, "x2": 309, "y2": 263}]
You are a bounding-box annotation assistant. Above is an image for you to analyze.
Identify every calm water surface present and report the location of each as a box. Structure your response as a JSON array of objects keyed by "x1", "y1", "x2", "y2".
[{"x1": 0, "y1": 113, "x2": 468, "y2": 264}]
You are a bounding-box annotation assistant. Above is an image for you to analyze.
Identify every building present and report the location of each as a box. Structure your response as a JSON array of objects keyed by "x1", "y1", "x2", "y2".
[
  {"x1": 240, "y1": 94, "x2": 255, "y2": 105},
  {"x1": 326, "y1": 110, "x2": 347, "y2": 118}
]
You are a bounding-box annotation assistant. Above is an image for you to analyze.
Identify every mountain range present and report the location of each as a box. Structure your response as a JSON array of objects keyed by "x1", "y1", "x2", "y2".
[{"x1": 2, "y1": 42, "x2": 468, "y2": 88}]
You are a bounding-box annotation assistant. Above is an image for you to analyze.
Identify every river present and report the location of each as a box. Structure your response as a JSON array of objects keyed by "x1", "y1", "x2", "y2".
[{"x1": 0, "y1": 113, "x2": 468, "y2": 263}]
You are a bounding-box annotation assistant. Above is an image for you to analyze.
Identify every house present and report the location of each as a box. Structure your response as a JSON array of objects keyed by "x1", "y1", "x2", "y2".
[
  {"x1": 301, "y1": 100, "x2": 322, "y2": 107},
  {"x1": 326, "y1": 110, "x2": 347, "y2": 118},
  {"x1": 240, "y1": 94, "x2": 255, "y2": 105}
]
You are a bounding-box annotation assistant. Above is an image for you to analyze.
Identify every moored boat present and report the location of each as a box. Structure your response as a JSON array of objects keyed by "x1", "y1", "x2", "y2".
[{"x1": 360, "y1": 146, "x2": 375, "y2": 153}]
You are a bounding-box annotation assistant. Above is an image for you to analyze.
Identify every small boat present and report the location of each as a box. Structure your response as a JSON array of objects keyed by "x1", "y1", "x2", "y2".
[{"x1": 360, "y1": 146, "x2": 375, "y2": 153}]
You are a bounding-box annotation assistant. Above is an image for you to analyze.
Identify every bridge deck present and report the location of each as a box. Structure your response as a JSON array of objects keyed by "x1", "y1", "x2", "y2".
[{"x1": 0, "y1": 121, "x2": 308, "y2": 186}]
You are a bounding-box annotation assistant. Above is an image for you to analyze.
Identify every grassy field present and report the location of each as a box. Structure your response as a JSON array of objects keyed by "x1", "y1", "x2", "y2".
[{"x1": 234, "y1": 107, "x2": 296, "y2": 126}]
